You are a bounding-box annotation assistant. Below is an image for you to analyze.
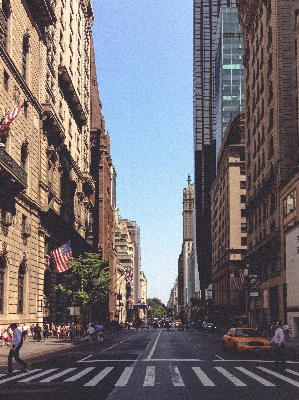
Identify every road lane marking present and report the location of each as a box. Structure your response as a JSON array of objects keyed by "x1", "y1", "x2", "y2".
[
  {"x1": 215, "y1": 367, "x2": 247, "y2": 386},
  {"x1": 77, "y1": 355, "x2": 93, "y2": 362},
  {"x1": 18, "y1": 369, "x2": 58, "y2": 382},
  {"x1": 146, "y1": 330, "x2": 162, "y2": 361},
  {"x1": 192, "y1": 367, "x2": 215, "y2": 386},
  {"x1": 115, "y1": 366, "x2": 134, "y2": 386},
  {"x1": 84, "y1": 367, "x2": 114, "y2": 386},
  {"x1": 257, "y1": 366, "x2": 299, "y2": 387},
  {"x1": 143, "y1": 366, "x2": 155, "y2": 386},
  {"x1": 39, "y1": 368, "x2": 77, "y2": 382},
  {"x1": 64, "y1": 367, "x2": 95, "y2": 381},
  {"x1": 236, "y1": 367, "x2": 275, "y2": 386},
  {"x1": 285, "y1": 368, "x2": 299, "y2": 376},
  {"x1": 169, "y1": 366, "x2": 185, "y2": 386},
  {"x1": 101, "y1": 340, "x2": 127, "y2": 353}
]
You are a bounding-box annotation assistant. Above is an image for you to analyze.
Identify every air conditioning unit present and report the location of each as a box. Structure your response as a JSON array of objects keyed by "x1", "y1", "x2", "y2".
[
  {"x1": 22, "y1": 223, "x2": 31, "y2": 237},
  {"x1": 2, "y1": 212, "x2": 12, "y2": 226}
]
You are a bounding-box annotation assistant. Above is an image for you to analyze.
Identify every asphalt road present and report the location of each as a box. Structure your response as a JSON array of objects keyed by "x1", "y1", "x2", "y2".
[{"x1": 0, "y1": 327, "x2": 298, "y2": 400}]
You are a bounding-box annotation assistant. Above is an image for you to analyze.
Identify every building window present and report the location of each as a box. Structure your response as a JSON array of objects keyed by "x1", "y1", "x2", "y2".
[
  {"x1": 283, "y1": 189, "x2": 296, "y2": 216},
  {"x1": 241, "y1": 208, "x2": 246, "y2": 218},
  {"x1": 241, "y1": 237, "x2": 247, "y2": 246},
  {"x1": 22, "y1": 34, "x2": 30, "y2": 80},
  {"x1": 17, "y1": 273, "x2": 24, "y2": 314},
  {"x1": 241, "y1": 195, "x2": 246, "y2": 203},
  {"x1": 3, "y1": 69, "x2": 9, "y2": 91},
  {"x1": 241, "y1": 223, "x2": 247, "y2": 232},
  {"x1": 240, "y1": 181, "x2": 246, "y2": 189}
]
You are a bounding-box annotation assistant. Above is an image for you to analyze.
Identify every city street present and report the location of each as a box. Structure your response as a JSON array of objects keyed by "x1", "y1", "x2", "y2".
[{"x1": 0, "y1": 327, "x2": 299, "y2": 399}]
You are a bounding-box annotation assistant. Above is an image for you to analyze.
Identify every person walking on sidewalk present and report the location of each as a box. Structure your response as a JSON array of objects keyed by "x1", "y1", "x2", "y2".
[
  {"x1": 5, "y1": 323, "x2": 31, "y2": 375},
  {"x1": 271, "y1": 321, "x2": 286, "y2": 370}
]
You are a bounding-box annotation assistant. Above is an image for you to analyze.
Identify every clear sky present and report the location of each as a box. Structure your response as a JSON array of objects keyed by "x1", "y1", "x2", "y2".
[{"x1": 92, "y1": 0, "x2": 193, "y2": 305}]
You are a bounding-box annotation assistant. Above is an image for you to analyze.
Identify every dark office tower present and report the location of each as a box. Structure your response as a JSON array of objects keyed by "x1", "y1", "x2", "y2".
[{"x1": 193, "y1": 0, "x2": 238, "y2": 298}]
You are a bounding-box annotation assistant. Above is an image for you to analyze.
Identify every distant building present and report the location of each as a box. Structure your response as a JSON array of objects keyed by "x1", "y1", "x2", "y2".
[
  {"x1": 178, "y1": 175, "x2": 194, "y2": 308},
  {"x1": 193, "y1": 0, "x2": 238, "y2": 299}
]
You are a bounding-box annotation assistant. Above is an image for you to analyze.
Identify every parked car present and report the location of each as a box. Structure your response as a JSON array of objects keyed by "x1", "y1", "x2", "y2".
[
  {"x1": 222, "y1": 327, "x2": 271, "y2": 353},
  {"x1": 202, "y1": 321, "x2": 220, "y2": 332}
]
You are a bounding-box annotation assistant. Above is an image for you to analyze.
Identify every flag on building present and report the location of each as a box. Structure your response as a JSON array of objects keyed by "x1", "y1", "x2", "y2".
[
  {"x1": 233, "y1": 270, "x2": 245, "y2": 291},
  {"x1": 125, "y1": 270, "x2": 133, "y2": 284},
  {"x1": 51, "y1": 240, "x2": 73, "y2": 273},
  {"x1": 0, "y1": 104, "x2": 25, "y2": 141}
]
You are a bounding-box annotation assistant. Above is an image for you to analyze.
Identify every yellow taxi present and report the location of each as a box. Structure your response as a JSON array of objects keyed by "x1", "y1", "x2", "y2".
[{"x1": 222, "y1": 327, "x2": 271, "y2": 353}]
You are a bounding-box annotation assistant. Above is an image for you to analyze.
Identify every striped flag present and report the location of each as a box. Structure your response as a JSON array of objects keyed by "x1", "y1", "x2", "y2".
[
  {"x1": 0, "y1": 104, "x2": 25, "y2": 142},
  {"x1": 233, "y1": 270, "x2": 245, "y2": 291},
  {"x1": 51, "y1": 241, "x2": 73, "y2": 273},
  {"x1": 125, "y1": 270, "x2": 133, "y2": 284}
]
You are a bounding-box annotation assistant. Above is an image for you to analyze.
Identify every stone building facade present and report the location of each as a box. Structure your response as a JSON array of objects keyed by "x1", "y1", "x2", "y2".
[
  {"x1": 211, "y1": 112, "x2": 246, "y2": 319},
  {"x1": 239, "y1": 0, "x2": 299, "y2": 325},
  {"x1": 0, "y1": 0, "x2": 95, "y2": 326}
]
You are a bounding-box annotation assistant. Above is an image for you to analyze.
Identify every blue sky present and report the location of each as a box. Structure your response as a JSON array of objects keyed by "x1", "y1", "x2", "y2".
[{"x1": 92, "y1": 0, "x2": 193, "y2": 305}]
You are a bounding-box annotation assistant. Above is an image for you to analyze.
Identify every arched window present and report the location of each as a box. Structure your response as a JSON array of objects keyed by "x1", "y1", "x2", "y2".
[{"x1": 17, "y1": 260, "x2": 27, "y2": 314}]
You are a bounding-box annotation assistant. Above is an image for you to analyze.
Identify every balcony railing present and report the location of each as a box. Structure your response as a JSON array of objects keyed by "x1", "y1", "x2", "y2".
[
  {"x1": 0, "y1": 146, "x2": 27, "y2": 195},
  {"x1": 24, "y1": 0, "x2": 56, "y2": 26}
]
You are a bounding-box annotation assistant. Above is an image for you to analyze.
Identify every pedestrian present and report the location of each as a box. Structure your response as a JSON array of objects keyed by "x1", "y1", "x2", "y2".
[
  {"x1": 76, "y1": 322, "x2": 82, "y2": 338},
  {"x1": 97, "y1": 324, "x2": 105, "y2": 342},
  {"x1": 56, "y1": 324, "x2": 61, "y2": 339},
  {"x1": 30, "y1": 324, "x2": 35, "y2": 338},
  {"x1": 5, "y1": 323, "x2": 31, "y2": 375},
  {"x1": 34, "y1": 323, "x2": 41, "y2": 342},
  {"x1": 43, "y1": 322, "x2": 49, "y2": 342},
  {"x1": 22, "y1": 322, "x2": 29, "y2": 341},
  {"x1": 87, "y1": 324, "x2": 95, "y2": 343},
  {"x1": 271, "y1": 321, "x2": 286, "y2": 370}
]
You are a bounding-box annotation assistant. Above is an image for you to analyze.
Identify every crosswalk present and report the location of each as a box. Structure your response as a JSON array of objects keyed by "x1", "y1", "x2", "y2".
[{"x1": 1, "y1": 365, "x2": 299, "y2": 388}]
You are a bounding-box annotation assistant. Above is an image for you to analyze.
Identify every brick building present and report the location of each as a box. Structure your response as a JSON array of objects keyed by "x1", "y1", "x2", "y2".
[{"x1": 239, "y1": 0, "x2": 299, "y2": 325}]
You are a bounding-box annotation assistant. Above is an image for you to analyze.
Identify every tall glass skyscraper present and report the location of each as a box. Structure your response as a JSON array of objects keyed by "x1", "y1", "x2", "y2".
[
  {"x1": 193, "y1": 0, "x2": 238, "y2": 298},
  {"x1": 215, "y1": 6, "x2": 244, "y2": 155}
]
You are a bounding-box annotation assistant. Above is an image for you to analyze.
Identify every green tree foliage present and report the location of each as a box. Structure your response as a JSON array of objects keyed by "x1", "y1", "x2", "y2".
[
  {"x1": 55, "y1": 252, "x2": 111, "y2": 308},
  {"x1": 147, "y1": 297, "x2": 166, "y2": 318}
]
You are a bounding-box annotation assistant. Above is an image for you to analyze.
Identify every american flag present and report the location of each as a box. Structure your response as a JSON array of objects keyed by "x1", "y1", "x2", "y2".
[
  {"x1": 0, "y1": 104, "x2": 24, "y2": 139},
  {"x1": 125, "y1": 270, "x2": 133, "y2": 284},
  {"x1": 233, "y1": 270, "x2": 245, "y2": 291},
  {"x1": 51, "y1": 241, "x2": 73, "y2": 273}
]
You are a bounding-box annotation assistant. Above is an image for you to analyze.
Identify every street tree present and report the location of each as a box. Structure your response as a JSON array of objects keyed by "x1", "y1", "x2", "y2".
[
  {"x1": 147, "y1": 297, "x2": 166, "y2": 319},
  {"x1": 55, "y1": 252, "x2": 111, "y2": 309}
]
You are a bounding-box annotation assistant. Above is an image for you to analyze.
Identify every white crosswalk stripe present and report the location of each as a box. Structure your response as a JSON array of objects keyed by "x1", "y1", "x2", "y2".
[
  {"x1": 169, "y1": 366, "x2": 185, "y2": 386},
  {"x1": 18, "y1": 369, "x2": 58, "y2": 382},
  {"x1": 64, "y1": 367, "x2": 95, "y2": 382},
  {"x1": 1, "y1": 365, "x2": 299, "y2": 388},
  {"x1": 39, "y1": 368, "x2": 77, "y2": 382},
  {"x1": 143, "y1": 366, "x2": 155, "y2": 386},
  {"x1": 235, "y1": 367, "x2": 275, "y2": 386},
  {"x1": 115, "y1": 366, "x2": 134, "y2": 386},
  {"x1": 192, "y1": 366, "x2": 215, "y2": 386},
  {"x1": 215, "y1": 366, "x2": 247, "y2": 386},
  {"x1": 84, "y1": 367, "x2": 114, "y2": 387},
  {"x1": 257, "y1": 366, "x2": 299, "y2": 387}
]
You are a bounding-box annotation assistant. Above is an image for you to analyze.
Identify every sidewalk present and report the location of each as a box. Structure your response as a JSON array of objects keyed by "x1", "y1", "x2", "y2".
[
  {"x1": 284, "y1": 337, "x2": 299, "y2": 360},
  {"x1": 0, "y1": 336, "x2": 87, "y2": 366}
]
